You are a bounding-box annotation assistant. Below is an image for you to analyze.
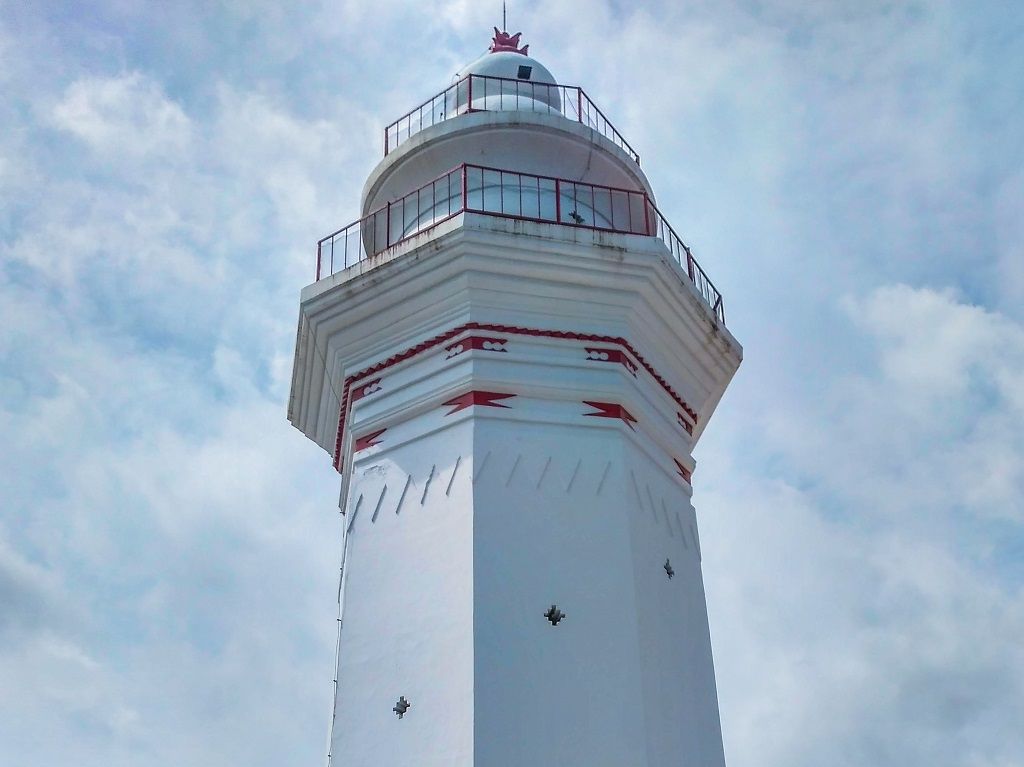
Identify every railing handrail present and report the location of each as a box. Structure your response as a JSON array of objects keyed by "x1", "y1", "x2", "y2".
[
  {"x1": 316, "y1": 162, "x2": 724, "y2": 324},
  {"x1": 316, "y1": 162, "x2": 464, "y2": 248},
  {"x1": 644, "y1": 200, "x2": 726, "y2": 324},
  {"x1": 465, "y1": 162, "x2": 646, "y2": 197},
  {"x1": 382, "y1": 73, "x2": 640, "y2": 165},
  {"x1": 395, "y1": 79, "x2": 462, "y2": 125},
  {"x1": 316, "y1": 162, "x2": 647, "y2": 253},
  {"x1": 576, "y1": 86, "x2": 633, "y2": 159}
]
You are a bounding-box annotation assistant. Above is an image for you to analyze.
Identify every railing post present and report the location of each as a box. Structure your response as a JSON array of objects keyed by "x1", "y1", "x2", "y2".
[
  {"x1": 316, "y1": 244, "x2": 322, "y2": 281},
  {"x1": 686, "y1": 246, "x2": 695, "y2": 281},
  {"x1": 577, "y1": 88, "x2": 583, "y2": 123},
  {"x1": 643, "y1": 195, "x2": 652, "y2": 236},
  {"x1": 384, "y1": 129, "x2": 389, "y2": 156},
  {"x1": 461, "y1": 163, "x2": 468, "y2": 211},
  {"x1": 467, "y1": 75, "x2": 473, "y2": 112},
  {"x1": 555, "y1": 178, "x2": 562, "y2": 222},
  {"x1": 386, "y1": 202, "x2": 392, "y2": 249}
]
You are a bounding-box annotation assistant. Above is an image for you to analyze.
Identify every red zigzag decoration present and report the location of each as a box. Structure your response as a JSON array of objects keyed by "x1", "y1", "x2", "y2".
[
  {"x1": 443, "y1": 391, "x2": 515, "y2": 415},
  {"x1": 583, "y1": 401, "x2": 638, "y2": 430},
  {"x1": 354, "y1": 428, "x2": 386, "y2": 452},
  {"x1": 333, "y1": 323, "x2": 700, "y2": 471}
]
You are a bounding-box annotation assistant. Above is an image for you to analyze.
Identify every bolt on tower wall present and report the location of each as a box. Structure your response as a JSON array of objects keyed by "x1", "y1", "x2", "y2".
[{"x1": 289, "y1": 29, "x2": 742, "y2": 767}]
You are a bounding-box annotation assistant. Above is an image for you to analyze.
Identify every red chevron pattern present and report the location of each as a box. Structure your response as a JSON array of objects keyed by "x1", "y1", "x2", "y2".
[
  {"x1": 354, "y1": 428, "x2": 386, "y2": 452},
  {"x1": 677, "y1": 411, "x2": 695, "y2": 435},
  {"x1": 350, "y1": 378, "x2": 381, "y2": 402},
  {"x1": 583, "y1": 401, "x2": 638, "y2": 430},
  {"x1": 334, "y1": 323, "x2": 700, "y2": 471},
  {"x1": 443, "y1": 390, "x2": 515, "y2": 415}
]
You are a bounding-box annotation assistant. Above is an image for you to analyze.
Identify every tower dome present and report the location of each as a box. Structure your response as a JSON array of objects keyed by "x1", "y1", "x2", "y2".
[
  {"x1": 453, "y1": 29, "x2": 561, "y2": 113},
  {"x1": 456, "y1": 49, "x2": 557, "y2": 86},
  {"x1": 363, "y1": 28, "x2": 654, "y2": 231}
]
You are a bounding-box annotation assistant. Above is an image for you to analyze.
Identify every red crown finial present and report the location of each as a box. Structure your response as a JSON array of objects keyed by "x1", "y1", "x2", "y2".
[{"x1": 490, "y1": 27, "x2": 529, "y2": 56}]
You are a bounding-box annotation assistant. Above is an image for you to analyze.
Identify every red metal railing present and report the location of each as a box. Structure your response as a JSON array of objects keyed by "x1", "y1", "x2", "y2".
[
  {"x1": 646, "y1": 207, "x2": 726, "y2": 323},
  {"x1": 316, "y1": 165, "x2": 467, "y2": 279},
  {"x1": 316, "y1": 164, "x2": 725, "y2": 324},
  {"x1": 383, "y1": 73, "x2": 640, "y2": 165}
]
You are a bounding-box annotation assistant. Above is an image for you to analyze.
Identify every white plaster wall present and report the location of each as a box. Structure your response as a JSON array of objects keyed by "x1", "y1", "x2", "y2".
[
  {"x1": 623, "y1": 444, "x2": 726, "y2": 767},
  {"x1": 330, "y1": 415, "x2": 475, "y2": 766},
  {"x1": 470, "y1": 412, "x2": 725, "y2": 767},
  {"x1": 327, "y1": 329, "x2": 728, "y2": 765},
  {"x1": 472, "y1": 416, "x2": 649, "y2": 766}
]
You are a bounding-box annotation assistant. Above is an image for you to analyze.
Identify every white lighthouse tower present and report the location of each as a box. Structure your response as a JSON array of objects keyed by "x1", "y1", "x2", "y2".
[{"x1": 288, "y1": 28, "x2": 742, "y2": 767}]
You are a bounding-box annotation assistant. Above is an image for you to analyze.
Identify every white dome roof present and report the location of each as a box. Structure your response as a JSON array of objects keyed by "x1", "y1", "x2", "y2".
[
  {"x1": 455, "y1": 50, "x2": 557, "y2": 86},
  {"x1": 452, "y1": 31, "x2": 561, "y2": 113},
  {"x1": 454, "y1": 29, "x2": 557, "y2": 86}
]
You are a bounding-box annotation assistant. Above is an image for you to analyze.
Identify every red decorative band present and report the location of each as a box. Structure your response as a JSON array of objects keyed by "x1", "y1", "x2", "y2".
[
  {"x1": 445, "y1": 336, "x2": 508, "y2": 358},
  {"x1": 333, "y1": 323, "x2": 700, "y2": 471}
]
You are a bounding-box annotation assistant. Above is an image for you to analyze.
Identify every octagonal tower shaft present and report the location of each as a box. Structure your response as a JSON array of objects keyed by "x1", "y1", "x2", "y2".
[{"x1": 288, "y1": 32, "x2": 742, "y2": 767}]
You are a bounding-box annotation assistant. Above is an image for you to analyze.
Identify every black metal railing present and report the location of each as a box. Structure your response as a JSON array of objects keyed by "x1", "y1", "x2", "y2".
[
  {"x1": 316, "y1": 164, "x2": 725, "y2": 324},
  {"x1": 383, "y1": 74, "x2": 640, "y2": 165}
]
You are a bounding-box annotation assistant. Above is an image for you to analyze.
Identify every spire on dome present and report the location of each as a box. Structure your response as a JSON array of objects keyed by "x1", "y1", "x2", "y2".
[{"x1": 489, "y1": 28, "x2": 529, "y2": 56}]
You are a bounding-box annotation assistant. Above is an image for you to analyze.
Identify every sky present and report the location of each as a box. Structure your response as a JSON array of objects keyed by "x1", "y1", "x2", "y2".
[{"x1": 1, "y1": 1, "x2": 1023, "y2": 765}]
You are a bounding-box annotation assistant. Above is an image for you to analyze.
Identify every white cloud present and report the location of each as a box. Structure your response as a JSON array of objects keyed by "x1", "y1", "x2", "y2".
[
  {"x1": 700, "y1": 283, "x2": 1024, "y2": 766},
  {"x1": 209, "y1": 85, "x2": 367, "y2": 234},
  {"x1": 705, "y1": 468, "x2": 1024, "y2": 767},
  {"x1": 52, "y1": 72, "x2": 192, "y2": 159},
  {"x1": 847, "y1": 285, "x2": 1024, "y2": 421}
]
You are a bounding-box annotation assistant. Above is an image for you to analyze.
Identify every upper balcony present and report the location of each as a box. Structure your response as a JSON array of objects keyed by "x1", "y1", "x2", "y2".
[
  {"x1": 313, "y1": 39, "x2": 726, "y2": 326},
  {"x1": 383, "y1": 73, "x2": 641, "y2": 166}
]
